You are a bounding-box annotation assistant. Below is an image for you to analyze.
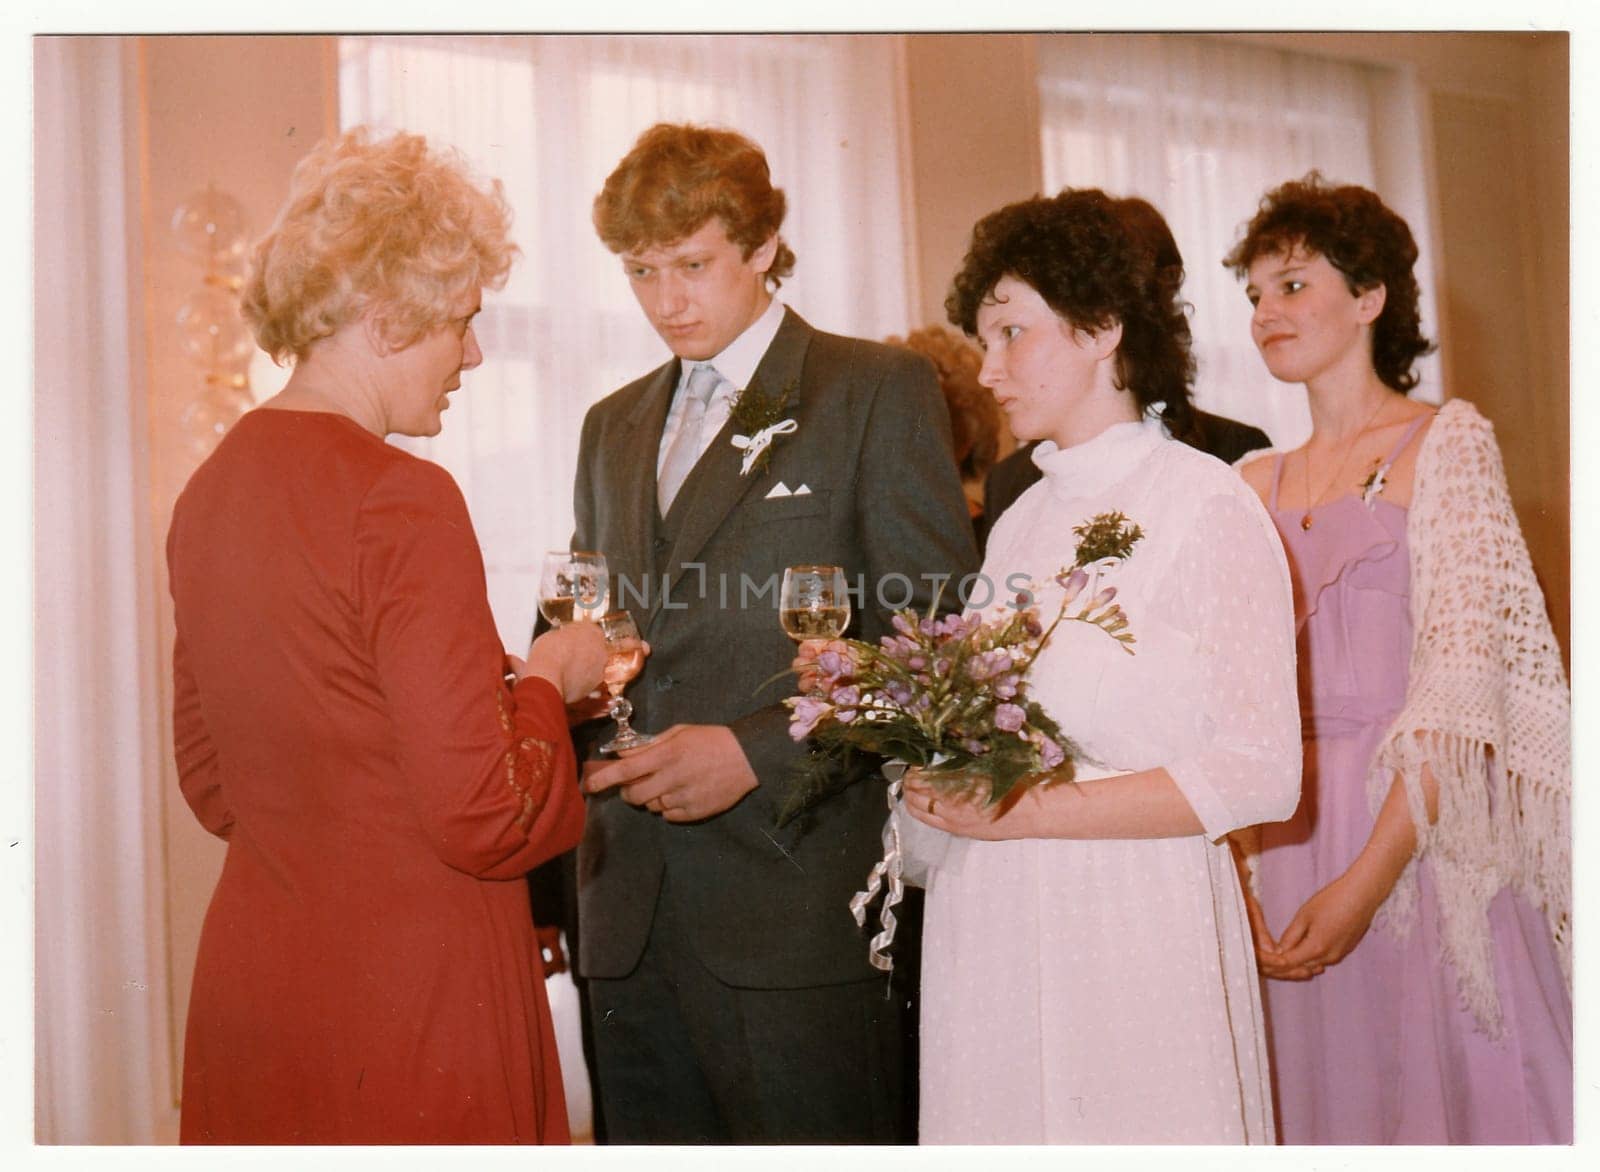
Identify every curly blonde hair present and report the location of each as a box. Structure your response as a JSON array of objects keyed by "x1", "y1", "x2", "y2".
[{"x1": 243, "y1": 127, "x2": 517, "y2": 363}]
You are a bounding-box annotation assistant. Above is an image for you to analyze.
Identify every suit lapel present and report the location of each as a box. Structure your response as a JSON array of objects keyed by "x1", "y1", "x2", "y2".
[
  {"x1": 609, "y1": 360, "x2": 678, "y2": 601},
  {"x1": 647, "y1": 309, "x2": 814, "y2": 631}
]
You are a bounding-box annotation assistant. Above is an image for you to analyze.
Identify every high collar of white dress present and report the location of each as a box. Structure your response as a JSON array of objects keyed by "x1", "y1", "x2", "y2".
[{"x1": 1031, "y1": 416, "x2": 1168, "y2": 498}]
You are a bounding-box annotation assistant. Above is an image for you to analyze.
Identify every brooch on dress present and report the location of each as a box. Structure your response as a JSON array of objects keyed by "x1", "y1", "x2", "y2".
[{"x1": 1358, "y1": 458, "x2": 1389, "y2": 507}]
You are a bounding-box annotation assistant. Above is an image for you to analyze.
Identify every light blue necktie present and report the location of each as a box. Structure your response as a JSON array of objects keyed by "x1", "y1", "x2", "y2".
[{"x1": 657, "y1": 362, "x2": 722, "y2": 514}]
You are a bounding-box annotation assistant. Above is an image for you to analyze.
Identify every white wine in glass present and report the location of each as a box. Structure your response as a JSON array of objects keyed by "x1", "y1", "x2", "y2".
[
  {"x1": 779, "y1": 565, "x2": 851, "y2": 642},
  {"x1": 597, "y1": 610, "x2": 653, "y2": 754},
  {"x1": 539, "y1": 550, "x2": 608, "y2": 626}
]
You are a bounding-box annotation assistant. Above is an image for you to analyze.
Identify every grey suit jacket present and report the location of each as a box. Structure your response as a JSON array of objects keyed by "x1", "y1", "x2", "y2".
[{"x1": 572, "y1": 308, "x2": 979, "y2": 988}]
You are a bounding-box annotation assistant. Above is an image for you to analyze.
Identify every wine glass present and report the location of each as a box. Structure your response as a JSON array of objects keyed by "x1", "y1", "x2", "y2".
[
  {"x1": 539, "y1": 550, "x2": 608, "y2": 627},
  {"x1": 597, "y1": 610, "x2": 653, "y2": 754},
  {"x1": 780, "y1": 564, "x2": 851, "y2": 642}
]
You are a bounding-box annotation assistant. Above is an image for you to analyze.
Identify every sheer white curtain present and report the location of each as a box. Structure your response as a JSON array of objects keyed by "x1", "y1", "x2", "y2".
[
  {"x1": 1037, "y1": 34, "x2": 1438, "y2": 449},
  {"x1": 34, "y1": 37, "x2": 175, "y2": 1144},
  {"x1": 337, "y1": 34, "x2": 912, "y2": 647}
]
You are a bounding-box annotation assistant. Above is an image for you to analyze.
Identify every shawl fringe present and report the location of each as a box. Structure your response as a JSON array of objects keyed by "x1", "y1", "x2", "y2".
[{"x1": 1365, "y1": 400, "x2": 1570, "y2": 1039}]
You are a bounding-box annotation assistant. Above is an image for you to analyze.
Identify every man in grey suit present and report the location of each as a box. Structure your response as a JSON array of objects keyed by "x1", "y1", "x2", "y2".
[{"x1": 573, "y1": 123, "x2": 978, "y2": 1143}]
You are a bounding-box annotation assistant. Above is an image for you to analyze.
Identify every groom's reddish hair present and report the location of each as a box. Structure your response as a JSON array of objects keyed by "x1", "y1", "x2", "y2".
[{"x1": 593, "y1": 122, "x2": 796, "y2": 287}]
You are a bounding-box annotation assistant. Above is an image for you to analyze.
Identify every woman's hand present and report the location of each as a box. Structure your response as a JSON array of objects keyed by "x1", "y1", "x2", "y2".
[
  {"x1": 1239, "y1": 888, "x2": 1314, "y2": 980},
  {"x1": 523, "y1": 621, "x2": 609, "y2": 703},
  {"x1": 1240, "y1": 887, "x2": 1280, "y2": 960},
  {"x1": 902, "y1": 768, "x2": 1049, "y2": 841},
  {"x1": 1267, "y1": 868, "x2": 1387, "y2": 980}
]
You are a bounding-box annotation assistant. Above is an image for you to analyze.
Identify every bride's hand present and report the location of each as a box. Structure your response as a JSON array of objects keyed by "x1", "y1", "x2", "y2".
[{"x1": 903, "y1": 770, "x2": 1043, "y2": 840}]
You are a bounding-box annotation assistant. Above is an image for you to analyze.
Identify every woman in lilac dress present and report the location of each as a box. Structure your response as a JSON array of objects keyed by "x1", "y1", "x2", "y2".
[{"x1": 1226, "y1": 174, "x2": 1571, "y2": 1143}]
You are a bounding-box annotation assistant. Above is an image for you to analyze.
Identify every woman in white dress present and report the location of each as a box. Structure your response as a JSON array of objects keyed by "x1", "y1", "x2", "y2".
[{"x1": 900, "y1": 189, "x2": 1302, "y2": 1143}]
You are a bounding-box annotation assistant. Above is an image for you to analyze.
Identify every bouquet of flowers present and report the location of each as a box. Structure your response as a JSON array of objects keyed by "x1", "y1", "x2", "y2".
[
  {"x1": 781, "y1": 511, "x2": 1143, "y2": 970},
  {"x1": 782, "y1": 511, "x2": 1142, "y2": 823}
]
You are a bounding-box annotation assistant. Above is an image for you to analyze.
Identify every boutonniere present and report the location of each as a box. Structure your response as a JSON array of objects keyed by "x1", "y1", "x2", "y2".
[
  {"x1": 729, "y1": 377, "x2": 798, "y2": 477},
  {"x1": 1358, "y1": 458, "x2": 1388, "y2": 506}
]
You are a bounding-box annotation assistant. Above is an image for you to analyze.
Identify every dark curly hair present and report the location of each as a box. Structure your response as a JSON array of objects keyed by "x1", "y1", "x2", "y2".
[
  {"x1": 946, "y1": 188, "x2": 1195, "y2": 436},
  {"x1": 1223, "y1": 172, "x2": 1434, "y2": 392},
  {"x1": 593, "y1": 122, "x2": 796, "y2": 288}
]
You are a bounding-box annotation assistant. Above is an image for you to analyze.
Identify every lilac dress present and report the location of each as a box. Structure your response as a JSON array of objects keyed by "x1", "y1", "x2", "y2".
[{"x1": 1256, "y1": 416, "x2": 1572, "y2": 1144}]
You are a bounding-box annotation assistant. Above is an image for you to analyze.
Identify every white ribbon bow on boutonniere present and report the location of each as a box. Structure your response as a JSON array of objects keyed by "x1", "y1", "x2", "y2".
[
  {"x1": 727, "y1": 377, "x2": 798, "y2": 477},
  {"x1": 731, "y1": 419, "x2": 798, "y2": 477}
]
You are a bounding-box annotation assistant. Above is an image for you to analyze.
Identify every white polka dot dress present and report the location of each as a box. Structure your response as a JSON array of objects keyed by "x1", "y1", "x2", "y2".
[{"x1": 905, "y1": 419, "x2": 1300, "y2": 1143}]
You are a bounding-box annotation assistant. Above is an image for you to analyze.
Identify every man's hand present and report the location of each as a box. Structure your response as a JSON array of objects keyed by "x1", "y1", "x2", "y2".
[{"x1": 583, "y1": 724, "x2": 758, "y2": 823}]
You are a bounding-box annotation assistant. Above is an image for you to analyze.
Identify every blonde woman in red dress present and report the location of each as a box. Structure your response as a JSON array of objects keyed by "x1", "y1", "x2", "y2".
[{"x1": 167, "y1": 129, "x2": 607, "y2": 1143}]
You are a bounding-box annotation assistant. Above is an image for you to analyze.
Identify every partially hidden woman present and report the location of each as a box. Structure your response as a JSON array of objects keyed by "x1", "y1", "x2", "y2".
[
  {"x1": 1226, "y1": 173, "x2": 1571, "y2": 1144},
  {"x1": 898, "y1": 189, "x2": 1302, "y2": 1143},
  {"x1": 167, "y1": 128, "x2": 607, "y2": 1144}
]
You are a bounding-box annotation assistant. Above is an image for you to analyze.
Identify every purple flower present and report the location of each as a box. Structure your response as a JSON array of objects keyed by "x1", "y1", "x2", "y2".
[
  {"x1": 891, "y1": 613, "x2": 916, "y2": 637},
  {"x1": 993, "y1": 673, "x2": 1020, "y2": 700},
  {"x1": 882, "y1": 634, "x2": 920, "y2": 658},
  {"x1": 830, "y1": 685, "x2": 860, "y2": 708},
  {"x1": 1055, "y1": 568, "x2": 1089, "y2": 603},
  {"x1": 789, "y1": 697, "x2": 833, "y2": 740},
  {"x1": 883, "y1": 681, "x2": 912, "y2": 707},
  {"x1": 1092, "y1": 586, "x2": 1117, "y2": 608},
  {"x1": 837, "y1": 708, "x2": 858, "y2": 724},
  {"x1": 966, "y1": 649, "x2": 1015, "y2": 682},
  {"x1": 961, "y1": 738, "x2": 988, "y2": 755},
  {"x1": 915, "y1": 694, "x2": 933, "y2": 711},
  {"x1": 817, "y1": 650, "x2": 852, "y2": 680},
  {"x1": 1024, "y1": 615, "x2": 1043, "y2": 637},
  {"x1": 907, "y1": 654, "x2": 927, "y2": 671},
  {"x1": 994, "y1": 703, "x2": 1025, "y2": 732},
  {"x1": 1038, "y1": 736, "x2": 1065, "y2": 769}
]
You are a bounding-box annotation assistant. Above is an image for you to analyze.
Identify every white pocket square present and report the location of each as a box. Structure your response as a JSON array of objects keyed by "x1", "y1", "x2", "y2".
[
  {"x1": 765, "y1": 481, "x2": 793, "y2": 499},
  {"x1": 793, "y1": 483, "x2": 812, "y2": 496}
]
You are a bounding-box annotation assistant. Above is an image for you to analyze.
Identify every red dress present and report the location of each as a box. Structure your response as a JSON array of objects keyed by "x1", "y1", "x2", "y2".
[{"x1": 167, "y1": 409, "x2": 582, "y2": 1144}]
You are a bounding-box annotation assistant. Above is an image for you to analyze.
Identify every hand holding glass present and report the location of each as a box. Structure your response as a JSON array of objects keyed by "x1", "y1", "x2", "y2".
[
  {"x1": 780, "y1": 565, "x2": 851, "y2": 642},
  {"x1": 539, "y1": 550, "x2": 608, "y2": 626},
  {"x1": 597, "y1": 610, "x2": 652, "y2": 754}
]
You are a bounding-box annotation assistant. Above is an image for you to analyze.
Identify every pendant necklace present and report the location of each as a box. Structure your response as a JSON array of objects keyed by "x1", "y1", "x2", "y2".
[{"x1": 1300, "y1": 395, "x2": 1391, "y2": 531}]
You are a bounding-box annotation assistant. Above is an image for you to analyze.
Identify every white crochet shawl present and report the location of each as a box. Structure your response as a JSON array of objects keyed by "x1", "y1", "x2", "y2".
[{"x1": 1372, "y1": 399, "x2": 1570, "y2": 1036}]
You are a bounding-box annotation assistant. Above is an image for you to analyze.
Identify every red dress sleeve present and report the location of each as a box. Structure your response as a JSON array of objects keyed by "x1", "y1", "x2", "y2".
[{"x1": 356, "y1": 456, "x2": 584, "y2": 880}]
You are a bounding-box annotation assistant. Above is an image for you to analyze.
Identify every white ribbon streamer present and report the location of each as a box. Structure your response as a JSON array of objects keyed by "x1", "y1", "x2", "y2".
[
  {"x1": 730, "y1": 418, "x2": 799, "y2": 477},
  {"x1": 849, "y1": 764, "x2": 908, "y2": 973}
]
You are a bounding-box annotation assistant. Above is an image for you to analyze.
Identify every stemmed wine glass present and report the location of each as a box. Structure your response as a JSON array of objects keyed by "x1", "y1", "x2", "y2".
[
  {"x1": 539, "y1": 550, "x2": 608, "y2": 626},
  {"x1": 779, "y1": 564, "x2": 851, "y2": 642},
  {"x1": 597, "y1": 610, "x2": 652, "y2": 754}
]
